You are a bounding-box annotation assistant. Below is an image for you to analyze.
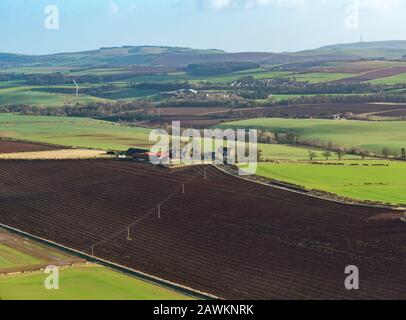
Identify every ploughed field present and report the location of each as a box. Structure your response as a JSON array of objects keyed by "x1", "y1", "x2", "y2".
[
  {"x1": 330, "y1": 67, "x2": 406, "y2": 83},
  {"x1": 266, "y1": 103, "x2": 406, "y2": 119},
  {"x1": 0, "y1": 160, "x2": 405, "y2": 299},
  {"x1": 0, "y1": 140, "x2": 57, "y2": 154}
]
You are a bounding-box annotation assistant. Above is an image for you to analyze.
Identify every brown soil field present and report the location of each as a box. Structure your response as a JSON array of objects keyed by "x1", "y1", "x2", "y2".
[
  {"x1": 153, "y1": 107, "x2": 229, "y2": 116},
  {"x1": 331, "y1": 67, "x2": 406, "y2": 83},
  {"x1": 144, "y1": 116, "x2": 230, "y2": 128},
  {"x1": 0, "y1": 140, "x2": 58, "y2": 154},
  {"x1": 0, "y1": 160, "x2": 405, "y2": 299},
  {"x1": 311, "y1": 67, "x2": 375, "y2": 74},
  {"x1": 143, "y1": 107, "x2": 232, "y2": 128},
  {"x1": 369, "y1": 108, "x2": 406, "y2": 118},
  {"x1": 261, "y1": 103, "x2": 406, "y2": 119}
]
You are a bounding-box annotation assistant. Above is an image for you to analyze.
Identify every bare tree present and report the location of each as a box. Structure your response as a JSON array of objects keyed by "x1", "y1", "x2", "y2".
[{"x1": 322, "y1": 151, "x2": 332, "y2": 160}]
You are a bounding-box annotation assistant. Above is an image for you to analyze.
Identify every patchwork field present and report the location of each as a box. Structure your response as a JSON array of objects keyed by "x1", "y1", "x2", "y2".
[
  {"x1": 283, "y1": 72, "x2": 356, "y2": 83},
  {"x1": 0, "y1": 228, "x2": 83, "y2": 274},
  {"x1": 0, "y1": 160, "x2": 405, "y2": 299},
  {"x1": 0, "y1": 228, "x2": 192, "y2": 300},
  {"x1": 0, "y1": 266, "x2": 192, "y2": 300},
  {"x1": 0, "y1": 83, "x2": 109, "y2": 107},
  {"x1": 220, "y1": 118, "x2": 406, "y2": 154},
  {"x1": 369, "y1": 73, "x2": 406, "y2": 85},
  {"x1": 254, "y1": 103, "x2": 406, "y2": 119},
  {"x1": 331, "y1": 67, "x2": 406, "y2": 83},
  {"x1": 252, "y1": 161, "x2": 406, "y2": 205},
  {"x1": 0, "y1": 114, "x2": 151, "y2": 151},
  {"x1": 0, "y1": 114, "x2": 350, "y2": 161}
]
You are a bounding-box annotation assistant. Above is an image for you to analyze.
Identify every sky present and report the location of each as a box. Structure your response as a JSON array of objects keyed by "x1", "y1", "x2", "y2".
[{"x1": 1, "y1": 0, "x2": 406, "y2": 55}]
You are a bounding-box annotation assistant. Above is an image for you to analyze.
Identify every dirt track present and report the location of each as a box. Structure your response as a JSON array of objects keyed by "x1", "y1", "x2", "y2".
[
  {"x1": 330, "y1": 67, "x2": 406, "y2": 83},
  {"x1": 0, "y1": 160, "x2": 405, "y2": 299}
]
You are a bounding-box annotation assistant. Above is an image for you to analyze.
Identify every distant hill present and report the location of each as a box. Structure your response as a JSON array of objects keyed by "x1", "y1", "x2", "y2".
[
  {"x1": 0, "y1": 45, "x2": 353, "y2": 69},
  {"x1": 1, "y1": 41, "x2": 406, "y2": 68},
  {"x1": 298, "y1": 40, "x2": 406, "y2": 59}
]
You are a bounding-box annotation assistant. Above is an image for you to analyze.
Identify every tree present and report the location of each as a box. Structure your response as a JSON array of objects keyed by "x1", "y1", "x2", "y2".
[
  {"x1": 322, "y1": 151, "x2": 332, "y2": 160},
  {"x1": 382, "y1": 147, "x2": 391, "y2": 159},
  {"x1": 336, "y1": 150, "x2": 345, "y2": 160},
  {"x1": 257, "y1": 149, "x2": 263, "y2": 162},
  {"x1": 401, "y1": 148, "x2": 406, "y2": 160},
  {"x1": 308, "y1": 151, "x2": 317, "y2": 161},
  {"x1": 359, "y1": 151, "x2": 369, "y2": 160}
]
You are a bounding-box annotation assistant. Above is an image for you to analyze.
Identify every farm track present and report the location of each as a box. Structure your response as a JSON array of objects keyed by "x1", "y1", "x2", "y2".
[
  {"x1": 0, "y1": 160, "x2": 405, "y2": 299},
  {"x1": 330, "y1": 67, "x2": 406, "y2": 83}
]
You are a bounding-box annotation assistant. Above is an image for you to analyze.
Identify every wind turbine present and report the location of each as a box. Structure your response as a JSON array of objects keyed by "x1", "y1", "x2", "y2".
[{"x1": 73, "y1": 80, "x2": 79, "y2": 97}]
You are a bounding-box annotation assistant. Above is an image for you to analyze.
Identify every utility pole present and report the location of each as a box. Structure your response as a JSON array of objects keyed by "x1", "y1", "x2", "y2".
[{"x1": 127, "y1": 227, "x2": 132, "y2": 241}]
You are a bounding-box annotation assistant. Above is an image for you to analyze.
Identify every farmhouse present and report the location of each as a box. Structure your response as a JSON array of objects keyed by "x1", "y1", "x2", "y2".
[{"x1": 123, "y1": 148, "x2": 150, "y2": 162}]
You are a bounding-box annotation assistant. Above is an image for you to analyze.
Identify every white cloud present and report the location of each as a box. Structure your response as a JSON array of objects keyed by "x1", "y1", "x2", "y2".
[
  {"x1": 207, "y1": 0, "x2": 232, "y2": 10},
  {"x1": 202, "y1": 0, "x2": 305, "y2": 10},
  {"x1": 356, "y1": 0, "x2": 402, "y2": 12},
  {"x1": 203, "y1": 0, "x2": 402, "y2": 11},
  {"x1": 108, "y1": 2, "x2": 119, "y2": 17}
]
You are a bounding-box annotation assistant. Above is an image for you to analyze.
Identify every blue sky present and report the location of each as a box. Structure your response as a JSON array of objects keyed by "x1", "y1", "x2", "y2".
[{"x1": 1, "y1": 0, "x2": 406, "y2": 54}]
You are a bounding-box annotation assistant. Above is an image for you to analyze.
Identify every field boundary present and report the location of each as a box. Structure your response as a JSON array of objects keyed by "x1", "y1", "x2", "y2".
[
  {"x1": 0, "y1": 223, "x2": 219, "y2": 301},
  {"x1": 214, "y1": 164, "x2": 405, "y2": 211}
]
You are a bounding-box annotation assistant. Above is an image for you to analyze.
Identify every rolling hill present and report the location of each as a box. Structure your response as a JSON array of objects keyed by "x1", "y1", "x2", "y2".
[
  {"x1": 0, "y1": 45, "x2": 353, "y2": 68},
  {"x1": 1, "y1": 41, "x2": 406, "y2": 68},
  {"x1": 299, "y1": 40, "x2": 406, "y2": 59}
]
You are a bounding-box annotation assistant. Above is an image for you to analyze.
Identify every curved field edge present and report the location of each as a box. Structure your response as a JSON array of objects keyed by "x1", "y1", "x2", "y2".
[
  {"x1": 0, "y1": 161, "x2": 405, "y2": 299},
  {"x1": 0, "y1": 114, "x2": 351, "y2": 161},
  {"x1": 218, "y1": 117, "x2": 406, "y2": 155},
  {"x1": 241, "y1": 161, "x2": 406, "y2": 206},
  {"x1": 0, "y1": 265, "x2": 193, "y2": 300}
]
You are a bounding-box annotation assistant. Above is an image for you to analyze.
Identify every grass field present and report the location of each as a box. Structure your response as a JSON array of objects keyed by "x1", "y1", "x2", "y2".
[
  {"x1": 0, "y1": 244, "x2": 42, "y2": 270},
  {"x1": 257, "y1": 143, "x2": 361, "y2": 160},
  {"x1": 220, "y1": 118, "x2": 406, "y2": 154},
  {"x1": 282, "y1": 72, "x2": 356, "y2": 83},
  {"x1": 0, "y1": 114, "x2": 151, "y2": 151},
  {"x1": 369, "y1": 73, "x2": 406, "y2": 85},
  {"x1": 126, "y1": 69, "x2": 291, "y2": 84},
  {"x1": 0, "y1": 266, "x2": 193, "y2": 300},
  {"x1": 0, "y1": 83, "x2": 109, "y2": 107},
  {"x1": 0, "y1": 113, "x2": 354, "y2": 160},
  {"x1": 251, "y1": 161, "x2": 406, "y2": 205}
]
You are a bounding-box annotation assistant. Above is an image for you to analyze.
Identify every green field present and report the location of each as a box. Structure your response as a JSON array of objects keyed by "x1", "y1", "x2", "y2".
[
  {"x1": 257, "y1": 143, "x2": 360, "y2": 160},
  {"x1": 0, "y1": 113, "x2": 353, "y2": 160},
  {"x1": 0, "y1": 266, "x2": 193, "y2": 300},
  {"x1": 0, "y1": 82, "x2": 109, "y2": 107},
  {"x1": 369, "y1": 73, "x2": 406, "y2": 85},
  {"x1": 282, "y1": 72, "x2": 356, "y2": 83},
  {"x1": 251, "y1": 161, "x2": 406, "y2": 205},
  {"x1": 0, "y1": 114, "x2": 151, "y2": 151},
  {"x1": 220, "y1": 118, "x2": 406, "y2": 154},
  {"x1": 126, "y1": 69, "x2": 291, "y2": 84},
  {"x1": 0, "y1": 244, "x2": 42, "y2": 269}
]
